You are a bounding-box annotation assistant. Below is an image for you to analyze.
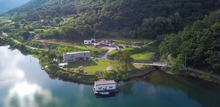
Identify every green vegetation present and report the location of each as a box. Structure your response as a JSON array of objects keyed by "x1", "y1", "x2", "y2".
[
  {"x1": 55, "y1": 45, "x2": 107, "y2": 57},
  {"x1": 45, "y1": 65, "x2": 99, "y2": 81},
  {"x1": 102, "y1": 65, "x2": 153, "y2": 80},
  {"x1": 2, "y1": 0, "x2": 220, "y2": 40},
  {"x1": 113, "y1": 40, "x2": 146, "y2": 46},
  {"x1": 115, "y1": 51, "x2": 134, "y2": 70},
  {"x1": 131, "y1": 52, "x2": 154, "y2": 61},
  {"x1": 160, "y1": 10, "x2": 220, "y2": 73},
  {"x1": 67, "y1": 59, "x2": 119, "y2": 74},
  {"x1": 108, "y1": 43, "x2": 158, "y2": 61},
  {"x1": 27, "y1": 40, "x2": 44, "y2": 48}
]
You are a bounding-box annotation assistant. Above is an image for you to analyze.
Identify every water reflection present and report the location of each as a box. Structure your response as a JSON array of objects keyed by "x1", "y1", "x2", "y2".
[
  {"x1": 118, "y1": 82, "x2": 134, "y2": 96},
  {"x1": 141, "y1": 71, "x2": 220, "y2": 107},
  {"x1": 4, "y1": 81, "x2": 61, "y2": 107},
  {"x1": 0, "y1": 46, "x2": 25, "y2": 81}
]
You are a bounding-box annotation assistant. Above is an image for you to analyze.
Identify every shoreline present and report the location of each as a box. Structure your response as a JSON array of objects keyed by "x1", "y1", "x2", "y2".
[
  {"x1": 43, "y1": 64, "x2": 155, "y2": 85},
  {"x1": 1, "y1": 37, "x2": 219, "y2": 85}
]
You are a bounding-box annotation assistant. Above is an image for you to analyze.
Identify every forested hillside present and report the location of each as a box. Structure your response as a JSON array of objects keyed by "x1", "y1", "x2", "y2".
[
  {"x1": 160, "y1": 10, "x2": 220, "y2": 73},
  {"x1": 4, "y1": 0, "x2": 220, "y2": 39}
]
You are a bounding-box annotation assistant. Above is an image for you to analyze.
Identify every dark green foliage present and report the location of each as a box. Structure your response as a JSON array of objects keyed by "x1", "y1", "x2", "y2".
[
  {"x1": 115, "y1": 51, "x2": 134, "y2": 70},
  {"x1": 1, "y1": 25, "x2": 12, "y2": 32},
  {"x1": 4, "y1": 0, "x2": 220, "y2": 39},
  {"x1": 160, "y1": 10, "x2": 220, "y2": 72}
]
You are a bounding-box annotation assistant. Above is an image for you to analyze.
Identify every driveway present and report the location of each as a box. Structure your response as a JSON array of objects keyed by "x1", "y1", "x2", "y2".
[{"x1": 99, "y1": 47, "x2": 115, "y2": 59}]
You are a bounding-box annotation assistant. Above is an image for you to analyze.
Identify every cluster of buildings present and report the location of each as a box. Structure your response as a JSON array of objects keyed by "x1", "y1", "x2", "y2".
[{"x1": 84, "y1": 38, "x2": 116, "y2": 47}]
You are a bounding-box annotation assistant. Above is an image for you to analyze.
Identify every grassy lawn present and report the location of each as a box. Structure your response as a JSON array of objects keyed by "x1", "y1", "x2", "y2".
[
  {"x1": 107, "y1": 42, "x2": 158, "y2": 61},
  {"x1": 131, "y1": 52, "x2": 154, "y2": 61},
  {"x1": 67, "y1": 59, "x2": 119, "y2": 74}
]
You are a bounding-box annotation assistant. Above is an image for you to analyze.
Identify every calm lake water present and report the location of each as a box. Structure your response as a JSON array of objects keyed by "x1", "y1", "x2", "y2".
[{"x1": 0, "y1": 46, "x2": 220, "y2": 107}]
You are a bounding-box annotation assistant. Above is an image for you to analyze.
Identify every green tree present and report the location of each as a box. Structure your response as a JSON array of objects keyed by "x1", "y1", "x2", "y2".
[
  {"x1": 55, "y1": 17, "x2": 61, "y2": 23},
  {"x1": 46, "y1": 15, "x2": 52, "y2": 21},
  {"x1": 46, "y1": 53, "x2": 57, "y2": 63},
  {"x1": 114, "y1": 51, "x2": 134, "y2": 71}
]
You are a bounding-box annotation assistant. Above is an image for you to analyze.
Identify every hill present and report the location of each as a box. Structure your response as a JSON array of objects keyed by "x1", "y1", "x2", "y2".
[
  {"x1": 159, "y1": 10, "x2": 220, "y2": 73},
  {"x1": 3, "y1": 0, "x2": 220, "y2": 39},
  {"x1": 0, "y1": 0, "x2": 30, "y2": 14}
]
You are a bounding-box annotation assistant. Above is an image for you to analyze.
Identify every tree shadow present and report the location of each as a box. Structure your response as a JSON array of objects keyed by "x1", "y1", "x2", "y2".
[{"x1": 67, "y1": 60, "x2": 98, "y2": 68}]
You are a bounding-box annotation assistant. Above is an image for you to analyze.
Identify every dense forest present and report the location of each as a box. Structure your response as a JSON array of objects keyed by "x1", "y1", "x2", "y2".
[
  {"x1": 3, "y1": 0, "x2": 220, "y2": 39},
  {"x1": 159, "y1": 10, "x2": 220, "y2": 73}
]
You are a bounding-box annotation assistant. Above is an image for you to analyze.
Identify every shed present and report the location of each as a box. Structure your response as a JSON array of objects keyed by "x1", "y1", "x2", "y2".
[
  {"x1": 58, "y1": 62, "x2": 68, "y2": 67},
  {"x1": 106, "y1": 66, "x2": 113, "y2": 71}
]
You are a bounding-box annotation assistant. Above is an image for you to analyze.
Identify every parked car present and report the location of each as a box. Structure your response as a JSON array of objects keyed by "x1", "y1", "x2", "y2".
[
  {"x1": 125, "y1": 45, "x2": 129, "y2": 48},
  {"x1": 119, "y1": 46, "x2": 123, "y2": 48}
]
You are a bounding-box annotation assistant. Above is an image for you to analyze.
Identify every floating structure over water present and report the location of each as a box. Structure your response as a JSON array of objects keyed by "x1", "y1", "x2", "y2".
[{"x1": 93, "y1": 79, "x2": 118, "y2": 95}]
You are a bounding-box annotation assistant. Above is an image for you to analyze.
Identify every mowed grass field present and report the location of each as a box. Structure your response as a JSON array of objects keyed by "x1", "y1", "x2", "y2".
[
  {"x1": 67, "y1": 59, "x2": 119, "y2": 74},
  {"x1": 131, "y1": 52, "x2": 154, "y2": 61}
]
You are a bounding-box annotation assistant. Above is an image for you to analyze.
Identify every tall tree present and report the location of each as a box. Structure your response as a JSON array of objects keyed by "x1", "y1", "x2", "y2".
[{"x1": 115, "y1": 51, "x2": 134, "y2": 71}]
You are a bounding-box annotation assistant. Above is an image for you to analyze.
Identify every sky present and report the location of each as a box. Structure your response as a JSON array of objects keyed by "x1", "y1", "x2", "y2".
[{"x1": 0, "y1": 0, "x2": 30, "y2": 14}]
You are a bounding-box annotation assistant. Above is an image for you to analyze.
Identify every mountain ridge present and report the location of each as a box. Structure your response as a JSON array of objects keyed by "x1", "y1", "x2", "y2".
[{"x1": 0, "y1": 0, "x2": 30, "y2": 14}]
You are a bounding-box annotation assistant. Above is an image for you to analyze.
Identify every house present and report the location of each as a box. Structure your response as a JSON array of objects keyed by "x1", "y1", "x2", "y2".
[
  {"x1": 63, "y1": 51, "x2": 91, "y2": 62},
  {"x1": 101, "y1": 40, "x2": 115, "y2": 46},
  {"x1": 32, "y1": 21, "x2": 37, "y2": 23},
  {"x1": 93, "y1": 80, "x2": 118, "y2": 95},
  {"x1": 94, "y1": 42, "x2": 102, "y2": 47},
  {"x1": 84, "y1": 38, "x2": 96, "y2": 45},
  {"x1": 133, "y1": 45, "x2": 139, "y2": 48},
  {"x1": 58, "y1": 62, "x2": 68, "y2": 67}
]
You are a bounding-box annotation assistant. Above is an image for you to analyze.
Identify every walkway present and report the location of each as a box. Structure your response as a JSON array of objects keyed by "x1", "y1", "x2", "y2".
[
  {"x1": 166, "y1": 54, "x2": 220, "y2": 79},
  {"x1": 99, "y1": 47, "x2": 115, "y2": 59},
  {"x1": 134, "y1": 62, "x2": 169, "y2": 67},
  {"x1": 1, "y1": 31, "x2": 43, "y2": 50},
  {"x1": 187, "y1": 67, "x2": 220, "y2": 79}
]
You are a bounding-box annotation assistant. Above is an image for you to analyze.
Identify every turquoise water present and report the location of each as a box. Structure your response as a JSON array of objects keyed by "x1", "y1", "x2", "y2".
[{"x1": 0, "y1": 46, "x2": 220, "y2": 107}]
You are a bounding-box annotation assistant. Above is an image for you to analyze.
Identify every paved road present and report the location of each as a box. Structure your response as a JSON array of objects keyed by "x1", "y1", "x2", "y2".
[
  {"x1": 1, "y1": 31, "x2": 40, "y2": 50},
  {"x1": 134, "y1": 62, "x2": 170, "y2": 67},
  {"x1": 98, "y1": 47, "x2": 115, "y2": 59}
]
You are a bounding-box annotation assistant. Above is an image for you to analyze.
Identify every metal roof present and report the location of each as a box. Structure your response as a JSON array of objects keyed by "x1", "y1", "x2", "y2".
[
  {"x1": 95, "y1": 80, "x2": 116, "y2": 85},
  {"x1": 65, "y1": 51, "x2": 90, "y2": 55}
]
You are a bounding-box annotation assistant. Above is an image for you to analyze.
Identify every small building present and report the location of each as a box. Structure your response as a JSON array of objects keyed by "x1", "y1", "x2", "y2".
[
  {"x1": 107, "y1": 66, "x2": 113, "y2": 71},
  {"x1": 63, "y1": 51, "x2": 91, "y2": 62},
  {"x1": 94, "y1": 42, "x2": 102, "y2": 47},
  {"x1": 84, "y1": 38, "x2": 96, "y2": 45},
  {"x1": 58, "y1": 62, "x2": 68, "y2": 67},
  {"x1": 133, "y1": 45, "x2": 139, "y2": 48},
  {"x1": 93, "y1": 80, "x2": 118, "y2": 95},
  {"x1": 101, "y1": 40, "x2": 115, "y2": 46}
]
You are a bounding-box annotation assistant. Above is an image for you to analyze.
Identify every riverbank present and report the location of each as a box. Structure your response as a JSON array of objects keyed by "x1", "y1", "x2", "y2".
[
  {"x1": 1, "y1": 37, "x2": 219, "y2": 85},
  {"x1": 43, "y1": 63, "x2": 155, "y2": 84},
  {"x1": 160, "y1": 67, "x2": 220, "y2": 85}
]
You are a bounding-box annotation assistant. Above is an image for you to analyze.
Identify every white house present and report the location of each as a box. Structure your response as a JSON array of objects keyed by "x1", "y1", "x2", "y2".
[
  {"x1": 93, "y1": 80, "x2": 118, "y2": 95},
  {"x1": 63, "y1": 51, "x2": 91, "y2": 62},
  {"x1": 84, "y1": 38, "x2": 96, "y2": 45},
  {"x1": 58, "y1": 62, "x2": 68, "y2": 67},
  {"x1": 133, "y1": 45, "x2": 139, "y2": 48}
]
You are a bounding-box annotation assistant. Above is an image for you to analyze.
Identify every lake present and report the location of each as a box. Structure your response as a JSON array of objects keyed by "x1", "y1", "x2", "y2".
[{"x1": 0, "y1": 46, "x2": 220, "y2": 107}]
